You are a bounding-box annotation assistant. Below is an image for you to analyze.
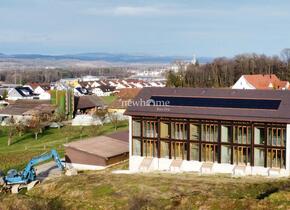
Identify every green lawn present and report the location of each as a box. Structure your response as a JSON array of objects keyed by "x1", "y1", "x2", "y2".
[
  {"x1": 0, "y1": 121, "x2": 128, "y2": 173},
  {"x1": 100, "y1": 95, "x2": 117, "y2": 105},
  {"x1": 0, "y1": 162, "x2": 289, "y2": 209}
]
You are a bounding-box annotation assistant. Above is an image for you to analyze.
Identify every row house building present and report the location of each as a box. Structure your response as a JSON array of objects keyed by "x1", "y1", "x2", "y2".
[{"x1": 125, "y1": 87, "x2": 290, "y2": 177}]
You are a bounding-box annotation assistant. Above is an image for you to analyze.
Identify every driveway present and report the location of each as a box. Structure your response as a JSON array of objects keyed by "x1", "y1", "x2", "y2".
[{"x1": 35, "y1": 161, "x2": 63, "y2": 181}]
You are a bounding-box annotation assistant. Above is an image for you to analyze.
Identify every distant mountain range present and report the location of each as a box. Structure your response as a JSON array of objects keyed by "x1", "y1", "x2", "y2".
[{"x1": 0, "y1": 52, "x2": 213, "y2": 64}]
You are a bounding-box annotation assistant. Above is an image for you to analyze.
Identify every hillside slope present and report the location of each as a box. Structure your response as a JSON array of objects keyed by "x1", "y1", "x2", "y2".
[{"x1": 1, "y1": 163, "x2": 289, "y2": 210}]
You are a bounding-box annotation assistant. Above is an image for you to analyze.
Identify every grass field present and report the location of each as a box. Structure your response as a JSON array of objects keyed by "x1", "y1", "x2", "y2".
[
  {"x1": 0, "y1": 121, "x2": 128, "y2": 173},
  {"x1": 0, "y1": 161, "x2": 289, "y2": 210},
  {"x1": 0, "y1": 119, "x2": 289, "y2": 210}
]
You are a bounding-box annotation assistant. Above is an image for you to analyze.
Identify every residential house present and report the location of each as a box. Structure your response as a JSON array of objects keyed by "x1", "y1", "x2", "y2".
[
  {"x1": 33, "y1": 84, "x2": 50, "y2": 94},
  {"x1": 108, "y1": 88, "x2": 141, "y2": 121},
  {"x1": 60, "y1": 78, "x2": 80, "y2": 88},
  {"x1": 75, "y1": 95, "x2": 105, "y2": 115},
  {"x1": 38, "y1": 91, "x2": 51, "y2": 100},
  {"x1": 32, "y1": 84, "x2": 51, "y2": 100},
  {"x1": 72, "y1": 95, "x2": 106, "y2": 126},
  {"x1": 64, "y1": 131, "x2": 129, "y2": 170},
  {"x1": 232, "y1": 74, "x2": 289, "y2": 90},
  {"x1": 125, "y1": 87, "x2": 290, "y2": 176},
  {"x1": 91, "y1": 81, "x2": 101, "y2": 88},
  {"x1": 0, "y1": 100, "x2": 55, "y2": 123},
  {"x1": 7, "y1": 86, "x2": 37, "y2": 101},
  {"x1": 80, "y1": 75, "x2": 100, "y2": 82},
  {"x1": 92, "y1": 85, "x2": 115, "y2": 96},
  {"x1": 74, "y1": 87, "x2": 89, "y2": 96}
]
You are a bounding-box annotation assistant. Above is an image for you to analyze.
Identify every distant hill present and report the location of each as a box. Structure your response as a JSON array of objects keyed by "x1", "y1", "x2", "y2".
[{"x1": 0, "y1": 52, "x2": 213, "y2": 64}]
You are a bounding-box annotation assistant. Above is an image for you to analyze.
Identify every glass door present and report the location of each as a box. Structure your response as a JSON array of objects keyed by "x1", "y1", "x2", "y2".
[{"x1": 171, "y1": 142, "x2": 187, "y2": 160}]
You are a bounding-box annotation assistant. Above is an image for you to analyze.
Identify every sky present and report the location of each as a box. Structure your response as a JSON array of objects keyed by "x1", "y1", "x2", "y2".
[{"x1": 0, "y1": 0, "x2": 290, "y2": 57}]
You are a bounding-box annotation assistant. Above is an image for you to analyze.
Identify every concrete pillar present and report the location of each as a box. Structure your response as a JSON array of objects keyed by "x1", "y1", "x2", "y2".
[
  {"x1": 128, "y1": 116, "x2": 133, "y2": 171},
  {"x1": 286, "y1": 124, "x2": 290, "y2": 176}
]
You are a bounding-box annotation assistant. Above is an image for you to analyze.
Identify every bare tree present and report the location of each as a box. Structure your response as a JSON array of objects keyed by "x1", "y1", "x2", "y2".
[
  {"x1": 79, "y1": 126, "x2": 84, "y2": 139},
  {"x1": 2, "y1": 89, "x2": 8, "y2": 100},
  {"x1": 16, "y1": 121, "x2": 27, "y2": 137},
  {"x1": 62, "y1": 125, "x2": 72, "y2": 143},
  {"x1": 7, "y1": 116, "x2": 16, "y2": 146},
  {"x1": 167, "y1": 53, "x2": 289, "y2": 88},
  {"x1": 94, "y1": 108, "x2": 108, "y2": 123},
  {"x1": 27, "y1": 114, "x2": 42, "y2": 140},
  {"x1": 108, "y1": 112, "x2": 118, "y2": 131},
  {"x1": 52, "y1": 109, "x2": 66, "y2": 123},
  {"x1": 281, "y1": 48, "x2": 290, "y2": 66}
]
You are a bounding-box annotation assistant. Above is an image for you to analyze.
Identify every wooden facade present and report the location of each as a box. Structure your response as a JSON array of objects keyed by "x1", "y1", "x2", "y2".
[{"x1": 132, "y1": 117, "x2": 286, "y2": 169}]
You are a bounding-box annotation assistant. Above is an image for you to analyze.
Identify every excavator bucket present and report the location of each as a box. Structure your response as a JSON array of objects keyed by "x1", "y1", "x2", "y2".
[{"x1": 27, "y1": 180, "x2": 40, "y2": 191}]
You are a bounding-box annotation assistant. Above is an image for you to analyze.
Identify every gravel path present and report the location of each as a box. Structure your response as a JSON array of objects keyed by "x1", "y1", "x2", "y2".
[{"x1": 35, "y1": 161, "x2": 64, "y2": 181}]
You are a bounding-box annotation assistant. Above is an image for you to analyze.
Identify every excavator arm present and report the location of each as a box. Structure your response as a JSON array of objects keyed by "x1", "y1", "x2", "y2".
[{"x1": 4, "y1": 149, "x2": 64, "y2": 185}]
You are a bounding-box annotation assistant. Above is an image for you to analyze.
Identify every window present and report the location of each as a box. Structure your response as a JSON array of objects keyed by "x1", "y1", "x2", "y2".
[
  {"x1": 254, "y1": 148, "x2": 265, "y2": 167},
  {"x1": 254, "y1": 127, "x2": 265, "y2": 145},
  {"x1": 171, "y1": 142, "x2": 187, "y2": 160},
  {"x1": 132, "y1": 120, "x2": 141, "y2": 136},
  {"x1": 143, "y1": 120, "x2": 158, "y2": 138},
  {"x1": 233, "y1": 126, "x2": 251, "y2": 144},
  {"x1": 267, "y1": 149, "x2": 285, "y2": 169},
  {"x1": 190, "y1": 124, "x2": 200, "y2": 141},
  {"x1": 221, "y1": 125, "x2": 231, "y2": 142},
  {"x1": 160, "y1": 141, "x2": 170, "y2": 158},
  {"x1": 202, "y1": 124, "x2": 218, "y2": 142},
  {"x1": 142, "y1": 139, "x2": 158, "y2": 157},
  {"x1": 160, "y1": 122, "x2": 169, "y2": 138},
  {"x1": 190, "y1": 143, "x2": 199, "y2": 161},
  {"x1": 221, "y1": 145, "x2": 231, "y2": 164},
  {"x1": 132, "y1": 139, "x2": 141, "y2": 156},
  {"x1": 201, "y1": 144, "x2": 218, "y2": 162},
  {"x1": 233, "y1": 146, "x2": 251, "y2": 166},
  {"x1": 171, "y1": 122, "x2": 188, "y2": 140},
  {"x1": 267, "y1": 128, "x2": 286, "y2": 146}
]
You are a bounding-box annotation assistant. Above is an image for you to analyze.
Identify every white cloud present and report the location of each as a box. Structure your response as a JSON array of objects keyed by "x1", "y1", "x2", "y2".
[
  {"x1": 0, "y1": 31, "x2": 51, "y2": 43},
  {"x1": 114, "y1": 6, "x2": 160, "y2": 16},
  {"x1": 82, "y1": 4, "x2": 290, "y2": 19},
  {"x1": 83, "y1": 6, "x2": 161, "y2": 17}
]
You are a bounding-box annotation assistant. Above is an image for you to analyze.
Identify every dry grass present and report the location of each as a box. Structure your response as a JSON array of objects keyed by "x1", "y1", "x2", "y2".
[{"x1": 0, "y1": 162, "x2": 289, "y2": 210}]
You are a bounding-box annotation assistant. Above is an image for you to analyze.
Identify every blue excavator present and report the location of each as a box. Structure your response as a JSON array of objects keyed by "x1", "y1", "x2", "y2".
[{"x1": 0, "y1": 149, "x2": 64, "y2": 193}]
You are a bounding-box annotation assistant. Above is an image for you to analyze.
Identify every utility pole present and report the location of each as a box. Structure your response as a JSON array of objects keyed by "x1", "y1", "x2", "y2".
[{"x1": 14, "y1": 70, "x2": 17, "y2": 84}]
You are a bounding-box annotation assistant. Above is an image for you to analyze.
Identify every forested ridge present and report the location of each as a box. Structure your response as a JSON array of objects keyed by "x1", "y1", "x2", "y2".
[
  {"x1": 0, "y1": 67, "x2": 129, "y2": 84},
  {"x1": 166, "y1": 51, "x2": 290, "y2": 88}
]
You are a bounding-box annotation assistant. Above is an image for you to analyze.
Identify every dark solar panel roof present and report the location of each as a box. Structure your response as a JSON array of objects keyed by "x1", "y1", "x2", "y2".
[
  {"x1": 125, "y1": 87, "x2": 290, "y2": 123},
  {"x1": 150, "y1": 96, "x2": 281, "y2": 110}
]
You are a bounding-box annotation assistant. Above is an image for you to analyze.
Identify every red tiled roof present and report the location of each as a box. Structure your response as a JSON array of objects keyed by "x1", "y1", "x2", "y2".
[
  {"x1": 243, "y1": 74, "x2": 289, "y2": 89},
  {"x1": 117, "y1": 88, "x2": 141, "y2": 100},
  {"x1": 27, "y1": 82, "x2": 50, "y2": 90}
]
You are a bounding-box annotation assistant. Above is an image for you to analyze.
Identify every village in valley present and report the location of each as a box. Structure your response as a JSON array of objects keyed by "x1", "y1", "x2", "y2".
[{"x1": 0, "y1": 57, "x2": 289, "y2": 208}]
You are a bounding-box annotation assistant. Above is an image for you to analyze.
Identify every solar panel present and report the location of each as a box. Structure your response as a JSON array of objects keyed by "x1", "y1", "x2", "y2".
[{"x1": 150, "y1": 96, "x2": 281, "y2": 110}]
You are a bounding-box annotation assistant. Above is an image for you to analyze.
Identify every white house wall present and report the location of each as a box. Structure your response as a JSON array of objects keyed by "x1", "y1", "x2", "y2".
[
  {"x1": 232, "y1": 76, "x2": 256, "y2": 89},
  {"x1": 286, "y1": 124, "x2": 290, "y2": 176},
  {"x1": 39, "y1": 92, "x2": 51, "y2": 100},
  {"x1": 34, "y1": 86, "x2": 46, "y2": 94},
  {"x1": 129, "y1": 156, "x2": 289, "y2": 177},
  {"x1": 7, "y1": 89, "x2": 25, "y2": 100}
]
